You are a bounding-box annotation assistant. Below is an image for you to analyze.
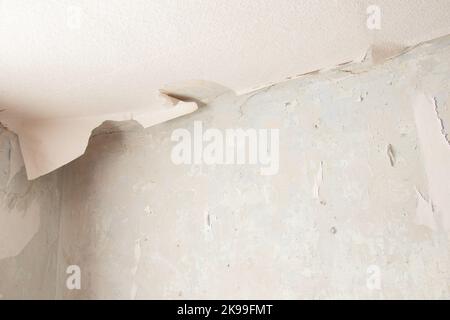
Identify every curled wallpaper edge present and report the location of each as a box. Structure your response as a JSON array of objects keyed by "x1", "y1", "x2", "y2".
[
  {"x1": 4, "y1": 98, "x2": 198, "y2": 180},
  {"x1": 413, "y1": 93, "x2": 450, "y2": 233}
]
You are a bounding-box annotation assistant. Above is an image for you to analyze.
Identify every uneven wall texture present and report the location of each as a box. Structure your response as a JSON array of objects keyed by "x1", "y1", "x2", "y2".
[
  {"x1": 0, "y1": 127, "x2": 60, "y2": 299},
  {"x1": 56, "y1": 36, "x2": 450, "y2": 299},
  {"x1": 1, "y1": 35, "x2": 450, "y2": 299}
]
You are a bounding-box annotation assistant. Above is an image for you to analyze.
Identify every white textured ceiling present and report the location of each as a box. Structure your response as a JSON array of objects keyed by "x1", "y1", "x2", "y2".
[{"x1": 1, "y1": 0, "x2": 450, "y2": 179}]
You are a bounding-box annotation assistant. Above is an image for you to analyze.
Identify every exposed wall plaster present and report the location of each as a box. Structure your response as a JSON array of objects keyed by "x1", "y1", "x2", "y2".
[
  {"x1": 52, "y1": 35, "x2": 450, "y2": 299},
  {"x1": 5, "y1": 96, "x2": 198, "y2": 179},
  {"x1": 413, "y1": 94, "x2": 450, "y2": 234},
  {"x1": 0, "y1": 199, "x2": 40, "y2": 259},
  {"x1": 1, "y1": 20, "x2": 450, "y2": 300},
  {"x1": 0, "y1": 125, "x2": 60, "y2": 298}
]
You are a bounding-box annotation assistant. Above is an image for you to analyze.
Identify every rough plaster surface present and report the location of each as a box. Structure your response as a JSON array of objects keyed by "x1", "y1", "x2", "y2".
[
  {"x1": 0, "y1": 126, "x2": 60, "y2": 299},
  {"x1": 54, "y1": 36, "x2": 450, "y2": 299},
  {"x1": 2, "y1": 0, "x2": 450, "y2": 179},
  {"x1": 1, "y1": 35, "x2": 450, "y2": 299},
  {"x1": 413, "y1": 94, "x2": 450, "y2": 232}
]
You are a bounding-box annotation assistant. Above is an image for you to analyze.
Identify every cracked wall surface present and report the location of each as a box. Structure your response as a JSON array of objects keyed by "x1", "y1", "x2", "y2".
[{"x1": 1, "y1": 35, "x2": 450, "y2": 299}]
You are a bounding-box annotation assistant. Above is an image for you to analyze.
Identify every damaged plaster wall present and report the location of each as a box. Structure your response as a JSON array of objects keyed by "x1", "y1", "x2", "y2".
[
  {"x1": 1, "y1": 34, "x2": 449, "y2": 299},
  {"x1": 0, "y1": 126, "x2": 61, "y2": 299},
  {"x1": 53, "y1": 35, "x2": 450, "y2": 299}
]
